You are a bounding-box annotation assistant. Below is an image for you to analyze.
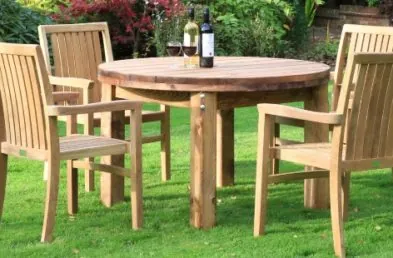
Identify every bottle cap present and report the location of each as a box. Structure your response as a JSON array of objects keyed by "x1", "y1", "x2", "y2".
[
  {"x1": 203, "y1": 8, "x2": 209, "y2": 21},
  {"x1": 188, "y1": 7, "x2": 195, "y2": 19}
]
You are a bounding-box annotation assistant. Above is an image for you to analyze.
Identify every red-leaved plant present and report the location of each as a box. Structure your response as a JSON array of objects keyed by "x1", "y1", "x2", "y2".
[{"x1": 52, "y1": 0, "x2": 185, "y2": 59}]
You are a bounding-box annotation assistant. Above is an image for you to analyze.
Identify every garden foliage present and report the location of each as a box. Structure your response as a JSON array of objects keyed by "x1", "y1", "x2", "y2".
[
  {"x1": 53, "y1": 0, "x2": 184, "y2": 59},
  {"x1": 17, "y1": 0, "x2": 67, "y2": 14},
  {"x1": 0, "y1": 0, "x2": 51, "y2": 44},
  {"x1": 157, "y1": 0, "x2": 309, "y2": 57}
]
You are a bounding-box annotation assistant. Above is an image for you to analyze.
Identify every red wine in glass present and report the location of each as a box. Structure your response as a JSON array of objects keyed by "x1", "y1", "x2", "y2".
[{"x1": 166, "y1": 41, "x2": 182, "y2": 56}]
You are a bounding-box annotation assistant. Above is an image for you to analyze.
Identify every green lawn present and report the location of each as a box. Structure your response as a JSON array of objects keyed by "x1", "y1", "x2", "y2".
[{"x1": 1, "y1": 93, "x2": 393, "y2": 257}]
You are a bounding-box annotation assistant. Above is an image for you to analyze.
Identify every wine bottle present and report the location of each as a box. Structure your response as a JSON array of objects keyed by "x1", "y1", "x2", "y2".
[
  {"x1": 183, "y1": 7, "x2": 200, "y2": 68},
  {"x1": 200, "y1": 8, "x2": 214, "y2": 68}
]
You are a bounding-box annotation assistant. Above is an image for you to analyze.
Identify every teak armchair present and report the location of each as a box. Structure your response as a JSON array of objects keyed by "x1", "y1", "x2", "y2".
[
  {"x1": 38, "y1": 22, "x2": 171, "y2": 193},
  {"x1": 272, "y1": 25, "x2": 393, "y2": 207},
  {"x1": 332, "y1": 24, "x2": 393, "y2": 109},
  {"x1": 254, "y1": 52, "x2": 393, "y2": 257},
  {"x1": 0, "y1": 43, "x2": 143, "y2": 242}
]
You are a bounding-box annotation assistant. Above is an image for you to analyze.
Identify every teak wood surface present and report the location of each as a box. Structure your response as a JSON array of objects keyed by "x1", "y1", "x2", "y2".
[
  {"x1": 0, "y1": 43, "x2": 143, "y2": 242},
  {"x1": 98, "y1": 56, "x2": 330, "y2": 229},
  {"x1": 38, "y1": 22, "x2": 171, "y2": 201},
  {"x1": 254, "y1": 52, "x2": 393, "y2": 257}
]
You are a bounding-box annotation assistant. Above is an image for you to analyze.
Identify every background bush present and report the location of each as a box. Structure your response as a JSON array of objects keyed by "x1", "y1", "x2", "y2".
[
  {"x1": 53, "y1": 0, "x2": 184, "y2": 59},
  {"x1": 17, "y1": 0, "x2": 66, "y2": 14},
  {"x1": 155, "y1": 0, "x2": 309, "y2": 58},
  {"x1": 0, "y1": 0, "x2": 52, "y2": 44},
  {"x1": 2, "y1": 0, "x2": 334, "y2": 64}
]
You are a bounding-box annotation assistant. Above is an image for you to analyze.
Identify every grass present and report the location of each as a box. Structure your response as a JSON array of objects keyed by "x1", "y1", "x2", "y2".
[{"x1": 1, "y1": 88, "x2": 393, "y2": 257}]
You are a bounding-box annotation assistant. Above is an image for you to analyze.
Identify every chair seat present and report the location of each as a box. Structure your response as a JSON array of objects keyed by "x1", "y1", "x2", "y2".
[
  {"x1": 60, "y1": 135, "x2": 129, "y2": 160},
  {"x1": 58, "y1": 110, "x2": 164, "y2": 126},
  {"x1": 273, "y1": 143, "x2": 332, "y2": 170}
]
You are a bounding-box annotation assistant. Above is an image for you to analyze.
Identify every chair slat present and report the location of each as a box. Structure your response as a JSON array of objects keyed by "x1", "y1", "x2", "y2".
[
  {"x1": 375, "y1": 34, "x2": 384, "y2": 52},
  {"x1": 362, "y1": 33, "x2": 371, "y2": 51},
  {"x1": 6, "y1": 54, "x2": 22, "y2": 146},
  {"x1": 376, "y1": 64, "x2": 393, "y2": 157},
  {"x1": 92, "y1": 31, "x2": 103, "y2": 101},
  {"x1": 384, "y1": 70, "x2": 393, "y2": 156},
  {"x1": 64, "y1": 32, "x2": 77, "y2": 79},
  {"x1": 353, "y1": 64, "x2": 377, "y2": 159},
  {"x1": 51, "y1": 33, "x2": 63, "y2": 77},
  {"x1": 85, "y1": 32, "x2": 97, "y2": 79},
  {"x1": 78, "y1": 32, "x2": 91, "y2": 79},
  {"x1": 13, "y1": 55, "x2": 30, "y2": 147},
  {"x1": 3, "y1": 55, "x2": 17, "y2": 145},
  {"x1": 369, "y1": 34, "x2": 377, "y2": 52},
  {"x1": 57, "y1": 33, "x2": 69, "y2": 77},
  {"x1": 363, "y1": 64, "x2": 387, "y2": 158},
  {"x1": 345, "y1": 64, "x2": 368, "y2": 160},
  {"x1": 0, "y1": 54, "x2": 11, "y2": 143},
  {"x1": 26, "y1": 56, "x2": 47, "y2": 149},
  {"x1": 355, "y1": 33, "x2": 365, "y2": 52},
  {"x1": 20, "y1": 55, "x2": 39, "y2": 148}
]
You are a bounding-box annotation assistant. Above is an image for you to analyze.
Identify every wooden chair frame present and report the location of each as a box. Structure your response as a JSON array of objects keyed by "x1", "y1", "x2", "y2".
[
  {"x1": 38, "y1": 22, "x2": 171, "y2": 194},
  {"x1": 254, "y1": 52, "x2": 393, "y2": 257},
  {"x1": 0, "y1": 43, "x2": 143, "y2": 242},
  {"x1": 273, "y1": 24, "x2": 393, "y2": 184}
]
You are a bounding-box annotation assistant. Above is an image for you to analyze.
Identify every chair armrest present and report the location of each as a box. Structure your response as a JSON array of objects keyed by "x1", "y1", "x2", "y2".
[
  {"x1": 49, "y1": 75, "x2": 94, "y2": 90},
  {"x1": 258, "y1": 104, "x2": 342, "y2": 125},
  {"x1": 47, "y1": 100, "x2": 142, "y2": 116},
  {"x1": 52, "y1": 92, "x2": 80, "y2": 103}
]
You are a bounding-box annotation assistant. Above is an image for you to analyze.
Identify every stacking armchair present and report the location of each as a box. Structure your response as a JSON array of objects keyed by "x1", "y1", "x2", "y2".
[
  {"x1": 38, "y1": 22, "x2": 171, "y2": 194},
  {"x1": 0, "y1": 43, "x2": 143, "y2": 242},
  {"x1": 254, "y1": 52, "x2": 393, "y2": 257},
  {"x1": 272, "y1": 24, "x2": 393, "y2": 214}
]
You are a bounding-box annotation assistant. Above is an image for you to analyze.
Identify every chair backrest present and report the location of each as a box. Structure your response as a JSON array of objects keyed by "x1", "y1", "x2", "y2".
[
  {"x1": 38, "y1": 22, "x2": 113, "y2": 104},
  {"x1": 333, "y1": 24, "x2": 393, "y2": 110},
  {"x1": 335, "y1": 52, "x2": 393, "y2": 162},
  {"x1": 0, "y1": 43, "x2": 55, "y2": 152}
]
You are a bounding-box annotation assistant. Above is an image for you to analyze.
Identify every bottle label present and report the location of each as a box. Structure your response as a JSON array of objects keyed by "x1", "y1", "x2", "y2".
[
  {"x1": 202, "y1": 34, "x2": 214, "y2": 57},
  {"x1": 184, "y1": 34, "x2": 190, "y2": 46}
]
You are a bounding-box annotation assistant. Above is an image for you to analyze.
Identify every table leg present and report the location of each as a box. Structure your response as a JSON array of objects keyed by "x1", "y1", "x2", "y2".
[
  {"x1": 190, "y1": 92, "x2": 217, "y2": 229},
  {"x1": 100, "y1": 84, "x2": 125, "y2": 207},
  {"x1": 304, "y1": 82, "x2": 330, "y2": 209},
  {"x1": 216, "y1": 109, "x2": 234, "y2": 187}
]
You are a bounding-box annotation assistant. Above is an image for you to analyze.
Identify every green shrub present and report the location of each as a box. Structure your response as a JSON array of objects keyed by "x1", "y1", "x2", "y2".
[
  {"x1": 153, "y1": 7, "x2": 188, "y2": 57},
  {"x1": 297, "y1": 40, "x2": 339, "y2": 66},
  {"x1": 0, "y1": 0, "x2": 52, "y2": 44},
  {"x1": 210, "y1": 0, "x2": 308, "y2": 57},
  {"x1": 153, "y1": 0, "x2": 310, "y2": 57},
  {"x1": 367, "y1": 0, "x2": 380, "y2": 6},
  {"x1": 17, "y1": 0, "x2": 66, "y2": 14}
]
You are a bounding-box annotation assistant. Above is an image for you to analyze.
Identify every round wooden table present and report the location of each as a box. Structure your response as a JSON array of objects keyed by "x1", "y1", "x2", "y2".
[{"x1": 98, "y1": 57, "x2": 330, "y2": 229}]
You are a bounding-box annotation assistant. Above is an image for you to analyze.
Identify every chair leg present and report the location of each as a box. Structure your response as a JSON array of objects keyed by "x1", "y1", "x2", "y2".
[
  {"x1": 271, "y1": 123, "x2": 280, "y2": 175},
  {"x1": 330, "y1": 165, "x2": 346, "y2": 257},
  {"x1": 84, "y1": 158, "x2": 94, "y2": 192},
  {"x1": 342, "y1": 172, "x2": 351, "y2": 222},
  {"x1": 160, "y1": 105, "x2": 170, "y2": 181},
  {"x1": 0, "y1": 154, "x2": 8, "y2": 220},
  {"x1": 254, "y1": 113, "x2": 272, "y2": 236},
  {"x1": 41, "y1": 158, "x2": 60, "y2": 243},
  {"x1": 84, "y1": 113, "x2": 94, "y2": 192},
  {"x1": 43, "y1": 161, "x2": 48, "y2": 181},
  {"x1": 67, "y1": 160, "x2": 78, "y2": 215},
  {"x1": 131, "y1": 107, "x2": 143, "y2": 229}
]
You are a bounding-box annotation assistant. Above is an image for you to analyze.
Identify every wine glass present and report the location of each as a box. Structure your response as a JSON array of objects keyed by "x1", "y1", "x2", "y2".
[
  {"x1": 166, "y1": 41, "x2": 182, "y2": 56},
  {"x1": 182, "y1": 46, "x2": 197, "y2": 57}
]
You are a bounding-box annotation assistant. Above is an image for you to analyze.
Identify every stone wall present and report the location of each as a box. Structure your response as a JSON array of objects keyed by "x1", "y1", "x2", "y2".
[{"x1": 315, "y1": 5, "x2": 391, "y2": 29}]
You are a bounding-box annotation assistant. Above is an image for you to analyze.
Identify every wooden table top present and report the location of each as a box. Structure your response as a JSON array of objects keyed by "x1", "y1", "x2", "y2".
[{"x1": 98, "y1": 57, "x2": 330, "y2": 92}]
